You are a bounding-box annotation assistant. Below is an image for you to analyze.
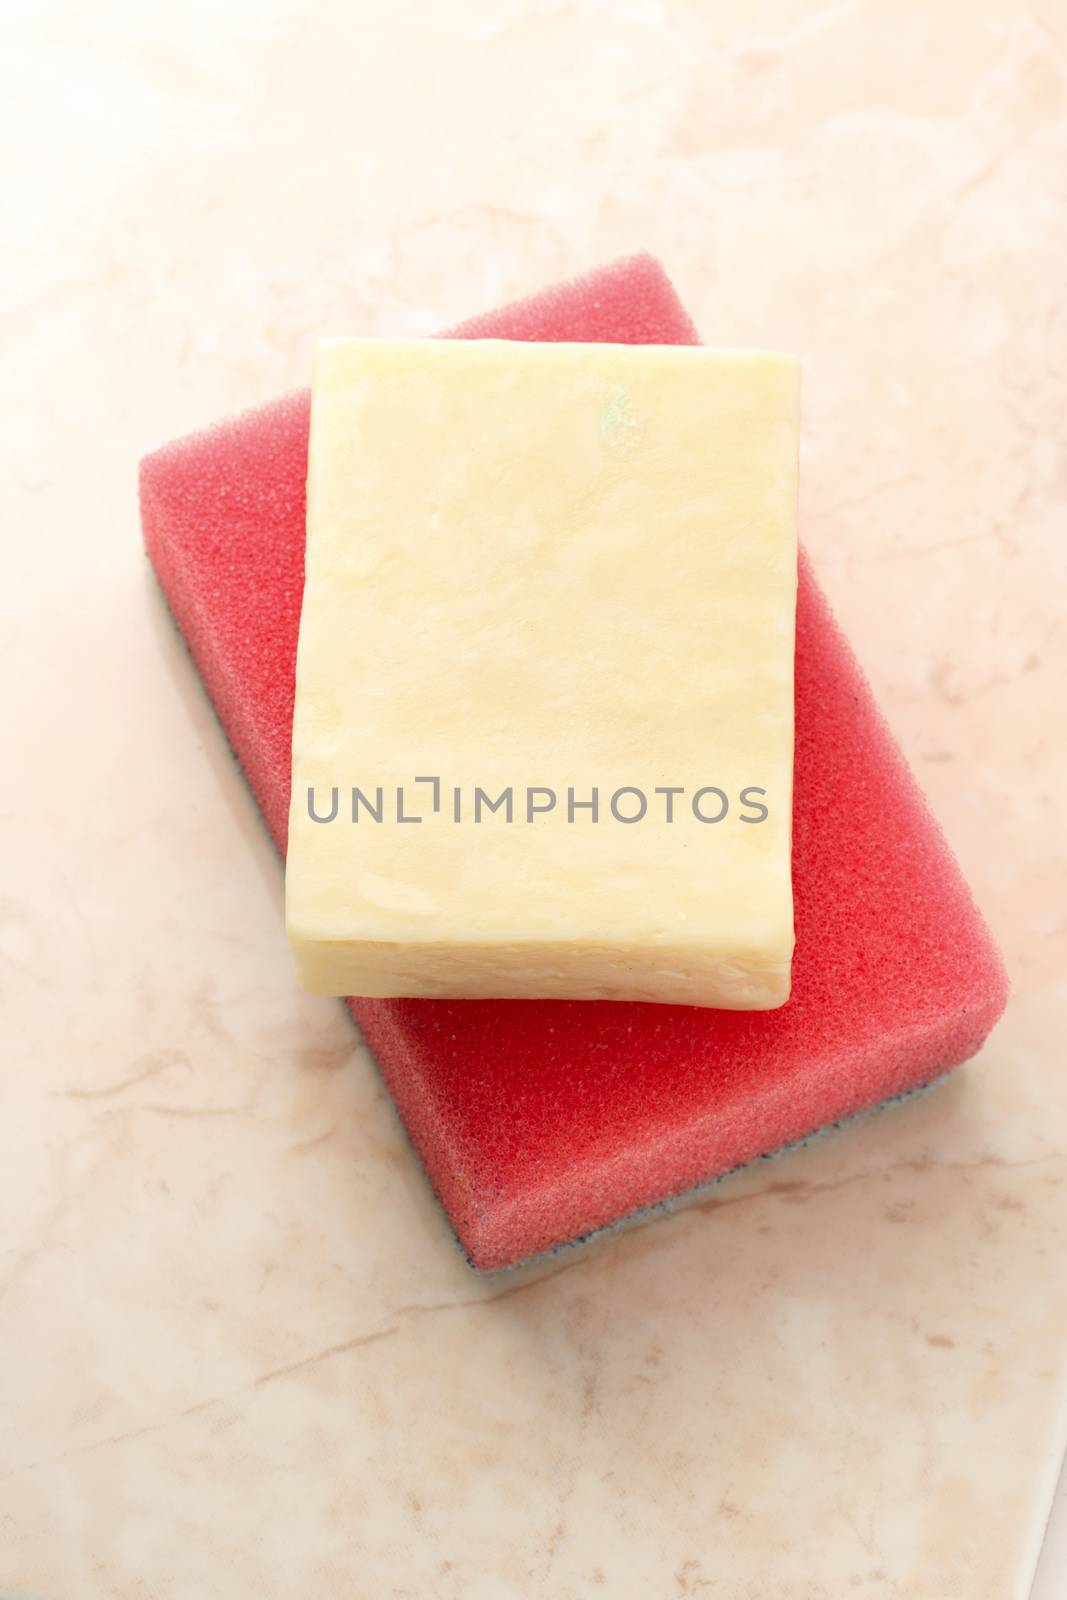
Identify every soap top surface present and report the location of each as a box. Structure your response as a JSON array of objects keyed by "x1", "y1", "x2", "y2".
[{"x1": 287, "y1": 337, "x2": 799, "y2": 1005}]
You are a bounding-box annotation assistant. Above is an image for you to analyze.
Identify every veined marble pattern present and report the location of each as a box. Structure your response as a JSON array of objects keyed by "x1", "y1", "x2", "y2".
[{"x1": 2, "y1": 2, "x2": 1066, "y2": 1596}]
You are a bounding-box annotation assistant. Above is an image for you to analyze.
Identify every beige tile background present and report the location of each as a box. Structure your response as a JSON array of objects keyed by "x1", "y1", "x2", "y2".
[{"x1": 2, "y1": 2, "x2": 1066, "y2": 1595}]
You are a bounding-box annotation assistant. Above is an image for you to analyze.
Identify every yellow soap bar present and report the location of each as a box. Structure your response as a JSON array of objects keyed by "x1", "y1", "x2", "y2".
[{"x1": 286, "y1": 338, "x2": 799, "y2": 1008}]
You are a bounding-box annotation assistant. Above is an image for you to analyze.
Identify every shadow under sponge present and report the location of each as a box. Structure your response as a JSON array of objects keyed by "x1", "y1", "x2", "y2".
[{"x1": 139, "y1": 254, "x2": 1008, "y2": 1270}]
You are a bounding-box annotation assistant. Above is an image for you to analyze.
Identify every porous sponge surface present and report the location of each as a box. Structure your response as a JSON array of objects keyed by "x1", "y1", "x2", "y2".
[{"x1": 140, "y1": 254, "x2": 1008, "y2": 1270}]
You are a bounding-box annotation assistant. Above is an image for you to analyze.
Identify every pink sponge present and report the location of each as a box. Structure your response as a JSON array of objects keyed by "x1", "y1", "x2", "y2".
[{"x1": 140, "y1": 255, "x2": 1008, "y2": 1270}]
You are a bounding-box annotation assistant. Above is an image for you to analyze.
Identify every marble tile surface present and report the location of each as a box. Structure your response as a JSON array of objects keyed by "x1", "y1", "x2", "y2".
[{"x1": 3, "y1": 2, "x2": 1066, "y2": 1595}]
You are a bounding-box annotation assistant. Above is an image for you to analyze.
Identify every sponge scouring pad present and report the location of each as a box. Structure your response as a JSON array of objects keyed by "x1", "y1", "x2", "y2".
[{"x1": 140, "y1": 255, "x2": 1008, "y2": 1270}]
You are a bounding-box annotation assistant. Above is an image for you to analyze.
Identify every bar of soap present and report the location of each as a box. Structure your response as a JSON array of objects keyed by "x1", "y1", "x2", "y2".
[{"x1": 286, "y1": 338, "x2": 799, "y2": 1008}]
